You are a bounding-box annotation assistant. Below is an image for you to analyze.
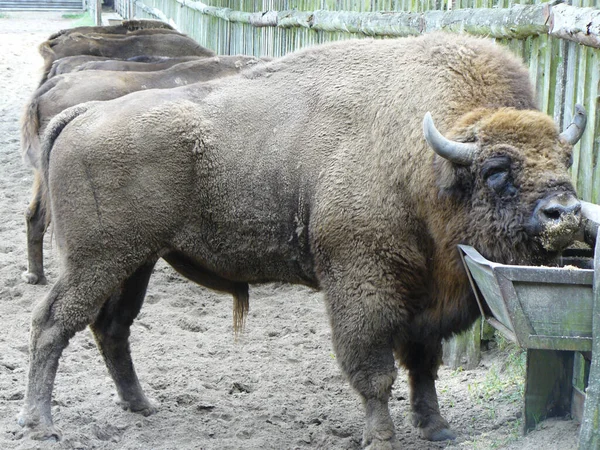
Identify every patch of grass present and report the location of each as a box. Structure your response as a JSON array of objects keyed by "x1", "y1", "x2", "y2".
[
  {"x1": 468, "y1": 343, "x2": 526, "y2": 405},
  {"x1": 61, "y1": 12, "x2": 84, "y2": 19},
  {"x1": 63, "y1": 11, "x2": 95, "y2": 27},
  {"x1": 456, "y1": 339, "x2": 527, "y2": 449},
  {"x1": 489, "y1": 417, "x2": 523, "y2": 449},
  {"x1": 458, "y1": 418, "x2": 522, "y2": 449},
  {"x1": 0, "y1": 13, "x2": 8, "y2": 19},
  {"x1": 495, "y1": 333, "x2": 514, "y2": 352}
]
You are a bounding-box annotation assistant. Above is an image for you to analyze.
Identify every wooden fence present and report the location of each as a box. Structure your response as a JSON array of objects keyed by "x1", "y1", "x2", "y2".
[{"x1": 115, "y1": 0, "x2": 600, "y2": 204}]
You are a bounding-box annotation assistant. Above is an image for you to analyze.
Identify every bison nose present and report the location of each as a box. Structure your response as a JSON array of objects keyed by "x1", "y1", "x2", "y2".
[
  {"x1": 537, "y1": 193, "x2": 581, "y2": 224},
  {"x1": 533, "y1": 192, "x2": 581, "y2": 251}
]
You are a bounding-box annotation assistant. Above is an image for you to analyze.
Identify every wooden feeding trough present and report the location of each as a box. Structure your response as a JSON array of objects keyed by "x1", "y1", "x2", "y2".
[{"x1": 459, "y1": 201, "x2": 600, "y2": 450}]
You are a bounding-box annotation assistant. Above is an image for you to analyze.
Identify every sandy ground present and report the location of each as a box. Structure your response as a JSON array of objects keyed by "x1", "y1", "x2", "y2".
[{"x1": 0, "y1": 11, "x2": 583, "y2": 450}]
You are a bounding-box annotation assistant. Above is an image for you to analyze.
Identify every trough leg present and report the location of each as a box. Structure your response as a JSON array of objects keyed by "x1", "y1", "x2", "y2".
[
  {"x1": 22, "y1": 174, "x2": 47, "y2": 285},
  {"x1": 90, "y1": 262, "x2": 157, "y2": 415},
  {"x1": 324, "y1": 283, "x2": 400, "y2": 450},
  {"x1": 397, "y1": 339, "x2": 456, "y2": 441},
  {"x1": 523, "y1": 349, "x2": 573, "y2": 434}
]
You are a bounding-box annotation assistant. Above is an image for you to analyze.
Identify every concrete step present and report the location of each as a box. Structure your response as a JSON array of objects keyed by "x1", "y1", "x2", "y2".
[{"x1": 0, "y1": 0, "x2": 83, "y2": 10}]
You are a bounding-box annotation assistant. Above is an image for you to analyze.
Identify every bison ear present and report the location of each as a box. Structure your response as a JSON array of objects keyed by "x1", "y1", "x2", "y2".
[{"x1": 433, "y1": 156, "x2": 473, "y2": 201}]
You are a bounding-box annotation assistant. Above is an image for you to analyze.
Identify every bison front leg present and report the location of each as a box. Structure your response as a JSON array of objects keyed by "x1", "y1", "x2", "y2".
[
  {"x1": 324, "y1": 283, "x2": 400, "y2": 450},
  {"x1": 90, "y1": 262, "x2": 157, "y2": 416},
  {"x1": 22, "y1": 172, "x2": 47, "y2": 285},
  {"x1": 396, "y1": 340, "x2": 456, "y2": 441}
]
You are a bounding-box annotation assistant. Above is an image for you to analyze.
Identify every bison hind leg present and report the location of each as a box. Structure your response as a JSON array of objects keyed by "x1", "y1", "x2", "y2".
[
  {"x1": 90, "y1": 261, "x2": 157, "y2": 416},
  {"x1": 22, "y1": 172, "x2": 47, "y2": 285},
  {"x1": 20, "y1": 275, "x2": 112, "y2": 440}
]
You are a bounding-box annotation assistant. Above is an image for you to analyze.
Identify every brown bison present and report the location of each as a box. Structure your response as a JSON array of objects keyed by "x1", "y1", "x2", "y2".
[
  {"x1": 19, "y1": 33, "x2": 585, "y2": 448},
  {"x1": 45, "y1": 18, "x2": 175, "y2": 41},
  {"x1": 21, "y1": 55, "x2": 265, "y2": 284},
  {"x1": 46, "y1": 55, "x2": 115, "y2": 78},
  {"x1": 38, "y1": 29, "x2": 214, "y2": 85},
  {"x1": 48, "y1": 55, "x2": 204, "y2": 77}
]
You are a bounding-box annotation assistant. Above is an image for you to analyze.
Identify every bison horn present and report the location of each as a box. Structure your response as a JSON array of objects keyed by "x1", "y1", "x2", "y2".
[
  {"x1": 559, "y1": 104, "x2": 587, "y2": 145},
  {"x1": 423, "y1": 112, "x2": 476, "y2": 166}
]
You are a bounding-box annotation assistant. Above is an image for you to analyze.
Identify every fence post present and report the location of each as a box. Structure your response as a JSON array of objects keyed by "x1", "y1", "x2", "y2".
[
  {"x1": 95, "y1": 0, "x2": 102, "y2": 25},
  {"x1": 442, "y1": 317, "x2": 482, "y2": 370}
]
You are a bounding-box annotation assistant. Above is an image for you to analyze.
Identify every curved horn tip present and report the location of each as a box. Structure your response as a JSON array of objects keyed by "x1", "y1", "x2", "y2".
[
  {"x1": 560, "y1": 104, "x2": 587, "y2": 145},
  {"x1": 574, "y1": 104, "x2": 587, "y2": 126},
  {"x1": 423, "y1": 112, "x2": 433, "y2": 139},
  {"x1": 574, "y1": 104, "x2": 586, "y2": 116},
  {"x1": 422, "y1": 112, "x2": 476, "y2": 166}
]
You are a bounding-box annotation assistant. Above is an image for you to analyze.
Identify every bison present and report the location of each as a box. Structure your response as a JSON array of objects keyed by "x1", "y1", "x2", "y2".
[
  {"x1": 21, "y1": 55, "x2": 265, "y2": 284},
  {"x1": 18, "y1": 33, "x2": 586, "y2": 448},
  {"x1": 46, "y1": 55, "x2": 116, "y2": 78},
  {"x1": 45, "y1": 18, "x2": 176, "y2": 41},
  {"x1": 38, "y1": 29, "x2": 213, "y2": 85},
  {"x1": 49, "y1": 55, "x2": 205, "y2": 77}
]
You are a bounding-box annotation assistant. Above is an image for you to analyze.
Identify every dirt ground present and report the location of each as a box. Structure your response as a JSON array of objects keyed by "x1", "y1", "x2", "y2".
[{"x1": 0, "y1": 11, "x2": 583, "y2": 450}]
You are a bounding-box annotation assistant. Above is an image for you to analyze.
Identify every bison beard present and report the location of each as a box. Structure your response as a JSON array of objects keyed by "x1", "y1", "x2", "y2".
[{"x1": 19, "y1": 32, "x2": 585, "y2": 449}]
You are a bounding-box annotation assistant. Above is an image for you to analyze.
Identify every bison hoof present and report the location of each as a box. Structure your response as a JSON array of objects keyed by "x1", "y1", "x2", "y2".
[
  {"x1": 116, "y1": 398, "x2": 158, "y2": 416},
  {"x1": 28, "y1": 426, "x2": 61, "y2": 442},
  {"x1": 411, "y1": 413, "x2": 456, "y2": 441},
  {"x1": 362, "y1": 429, "x2": 400, "y2": 450},
  {"x1": 421, "y1": 427, "x2": 456, "y2": 442},
  {"x1": 363, "y1": 437, "x2": 400, "y2": 450},
  {"x1": 21, "y1": 271, "x2": 47, "y2": 285},
  {"x1": 17, "y1": 415, "x2": 62, "y2": 441}
]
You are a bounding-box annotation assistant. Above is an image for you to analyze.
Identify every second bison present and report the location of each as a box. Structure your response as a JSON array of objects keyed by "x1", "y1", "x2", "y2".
[{"x1": 19, "y1": 33, "x2": 585, "y2": 448}]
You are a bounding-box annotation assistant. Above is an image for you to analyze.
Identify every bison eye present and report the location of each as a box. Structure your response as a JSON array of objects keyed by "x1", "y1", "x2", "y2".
[
  {"x1": 487, "y1": 170, "x2": 508, "y2": 186},
  {"x1": 482, "y1": 158, "x2": 516, "y2": 197}
]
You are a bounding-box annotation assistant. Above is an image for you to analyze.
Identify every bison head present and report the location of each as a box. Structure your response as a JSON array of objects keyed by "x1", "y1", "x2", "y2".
[{"x1": 424, "y1": 106, "x2": 586, "y2": 265}]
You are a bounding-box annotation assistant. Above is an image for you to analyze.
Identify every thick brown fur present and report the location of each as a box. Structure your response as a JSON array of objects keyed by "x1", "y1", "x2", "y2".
[
  {"x1": 47, "y1": 56, "x2": 115, "y2": 78},
  {"x1": 20, "y1": 55, "x2": 265, "y2": 285},
  {"x1": 37, "y1": 29, "x2": 212, "y2": 86},
  {"x1": 21, "y1": 33, "x2": 581, "y2": 448},
  {"x1": 51, "y1": 55, "x2": 204, "y2": 77},
  {"x1": 24, "y1": 55, "x2": 263, "y2": 166},
  {"x1": 45, "y1": 19, "x2": 175, "y2": 41}
]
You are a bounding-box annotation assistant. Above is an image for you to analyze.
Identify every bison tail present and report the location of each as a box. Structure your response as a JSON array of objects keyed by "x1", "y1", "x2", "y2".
[
  {"x1": 22, "y1": 77, "x2": 62, "y2": 169},
  {"x1": 47, "y1": 59, "x2": 62, "y2": 78},
  {"x1": 20, "y1": 94, "x2": 42, "y2": 170},
  {"x1": 40, "y1": 103, "x2": 93, "y2": 227},
  {"x1": 233, "y1": 283, "x2": 250, "y2": 338},
  {"x1": 41, "y1": 103, "x2": 91, "y2": 180},
  {"x1": 37, "y1": 41, "x2": 56, "y2": 86}
]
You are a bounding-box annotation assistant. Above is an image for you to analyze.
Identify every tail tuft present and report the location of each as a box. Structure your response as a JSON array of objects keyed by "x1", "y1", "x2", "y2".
[
  {"x1": 233, "y1": 283, "x2": 250, "y2": 339},
  {"x1": 37, "y1": 41, "x2": 57, "y2": 86}
]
